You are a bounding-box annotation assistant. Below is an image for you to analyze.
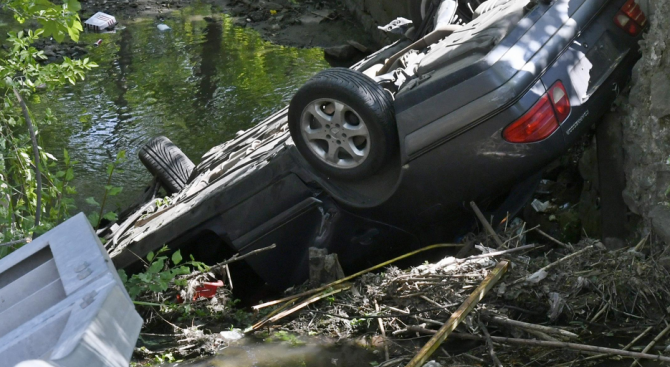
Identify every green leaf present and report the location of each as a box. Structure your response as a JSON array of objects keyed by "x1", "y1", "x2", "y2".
[
  {"x1": 105, "y1": 186, "x2": 123, "y2": 196},
  {"x1": 147, "y1": 258, "x2": 165, "y2": 274},
  {"x1": 65, "y1": 167, "x2": 74, "y2": 181},
  {"x1": 87, "y1": 212, "x2": 100, "y2": 227},
  {"x1": 102, "y1": 211, "x2": 118, "y2": 222},
  {"x1": 147, "y1": 251, "x2": 155, "y2": 262},
  {"x1": 85, "y1": 197, "x2": 99, "y2": 206},
  {"x1": 117, "y1": 269, "x2": 128, "y2": 284},
  {"x1": 171, "y1": 250, "x2": 182, "y2": 265}
]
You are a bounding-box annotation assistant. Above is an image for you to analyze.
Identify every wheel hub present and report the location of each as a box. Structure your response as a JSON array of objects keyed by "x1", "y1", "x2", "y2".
[{"x1": 300, "y1": 98, "x2": 370, "y2": 169}]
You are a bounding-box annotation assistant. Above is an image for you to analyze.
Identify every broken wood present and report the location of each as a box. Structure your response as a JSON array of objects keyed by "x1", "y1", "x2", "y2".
[
  {"x1": 405, "y1": 328, "x2": 670, "y2": 363},
  {"x1": 478, "y1": 320, "x2": 502, "y2": 367},
  {"x1": 554, "y1": 325, "x2": 653, "y2": 366},
  {"x1": 482, "y1": 314, "x2": 579, "y2": 339},
  {"x1": 629, "y1": 322, "x2": 670, "y2": 367},
  {"x1": 470, "y1": 201, "x2": 505, "y2": 248},
  {"x1": 248, "y1": 283, "x2": 351, "y2": 331},
  {"x1": 252, "y1": 243, "x2": 465, "y2": 311},
  {"x1": 375, "y1": 300, "x2": 390, "y2": 361},
  {"x1": 184, "y1": 244, "x2": 277, "y2": 281},
  {"x1": 534, "y1": 228, "x2": 573, "y2": 250},
  {"x1": 404, "y1": 261, "x2": 509, "y2": 367},
  {"x1": 0, "y1": 237, "x2": 30, "y2": 248},
  {"x1": 309, "y1": 247, "x2": 344, "y2": 286}
]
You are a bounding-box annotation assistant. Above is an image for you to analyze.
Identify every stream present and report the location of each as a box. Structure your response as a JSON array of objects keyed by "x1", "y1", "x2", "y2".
[{"x1": 0, "y1": 5, "x2": 328, "y2": 211}]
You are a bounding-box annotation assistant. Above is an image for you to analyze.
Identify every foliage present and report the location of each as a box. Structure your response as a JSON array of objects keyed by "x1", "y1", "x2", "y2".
[
  {"x1": 118, "y1": 245, "x2": 209, "y2": 300},
  {"x1": 0, "y1": 0, "x2": 97, "y2": 251},
  {"x1": 85, "y1": 150, "x2": 126, "y2": 228}
]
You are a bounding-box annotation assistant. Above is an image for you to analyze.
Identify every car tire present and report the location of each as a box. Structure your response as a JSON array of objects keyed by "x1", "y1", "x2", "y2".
[
  {"x1": 409, "y1": 0, "x2": 429, "y2": 27},
  {"x1": 139, "y1": 136, "x2": 194, "y2": 194},
  {"x1": 288, "y1": 68, "x2": 397, "y2": 180}
]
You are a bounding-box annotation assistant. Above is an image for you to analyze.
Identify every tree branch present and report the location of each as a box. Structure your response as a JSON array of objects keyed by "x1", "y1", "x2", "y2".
[{"x1": 13, "y1": 88, "x2": 41, "y2": 228}]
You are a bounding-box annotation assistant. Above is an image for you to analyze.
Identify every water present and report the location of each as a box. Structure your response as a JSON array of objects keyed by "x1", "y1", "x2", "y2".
[
  {"x1": 165, "y1": 337, "x2": 378, "y2": 367},
  {"x1": 0, "y1": 6, "x2": 328, "y2": 211}
]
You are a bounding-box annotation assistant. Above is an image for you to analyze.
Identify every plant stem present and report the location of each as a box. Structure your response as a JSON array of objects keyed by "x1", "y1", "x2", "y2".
[
  {"x1": 96, "y1": 165, "x2": 115, "y2": 229},
  {"x1": 13, "y1": 88, "x2": 41, "y2": 228}
]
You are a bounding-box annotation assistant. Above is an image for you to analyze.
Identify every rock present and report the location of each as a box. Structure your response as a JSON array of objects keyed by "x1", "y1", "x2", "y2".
[
  {"x1": 649, "y1": 205, "x2": 670, "y2": 245},
  {"x1": 270, "y1": 24, "x2": 281, "y2": 31},
  {"x1": 263, "y1": 1, "x2": 283, "y2": 11},
  {"x1": 233, "y1": 17, "x2": 247, "y2": 27},
  {"x1": 324, "y1": 44, "x2": 359, "y2": 62},
  {"x1": 308, "y1": 247, "x2": 344, "y2": 286},
  {"x1": 422, "y1": 361, "x2": 443, "y2": 367},
  {"x1": 219, "y1": 329, "x2": 244, "y2": 342},
  {"x1": 298, "y1": 13, "x2": 323, "y2": 25},
  {"x1": 347, "y1": 40, "x2": 369, "y2": 53},
  {"x1": 650, "y1": 71, "x2": 670, "y2": 118}
]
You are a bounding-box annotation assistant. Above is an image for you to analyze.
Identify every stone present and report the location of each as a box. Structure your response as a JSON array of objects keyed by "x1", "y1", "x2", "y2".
[
  {"x1": 347, "y1": 40, "x2": 369, "y2": 53},
  {"x1": 650, "y1": 71, "x2": 670, "y2": 118},
  {"x1": 308, "y1": 247, "x2": 344, "y2": 286},
  {"x1": 263, "y1": 1, "x2": 283, "y2": 11},
  {"x1": 649, "y1": 205, "x2": 670, "y2": 245},
  {"x1": 422, "y1": 361, "x2": 443, "y2": 367},
  {"x1": 298, "y1": 13, "x2": 323, "y2": 25},
  {"x1": 324, "y1": 44, "x2": 359, "y2": 62}
]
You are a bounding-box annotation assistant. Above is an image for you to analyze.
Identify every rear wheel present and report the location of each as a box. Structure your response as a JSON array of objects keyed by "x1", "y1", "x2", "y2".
[
  {"x1": 139, "y1": 136, "x2": 194, "y2": 194},
  {"x1": 288, "y1": 68, "x2": 397, "y2": 180}
]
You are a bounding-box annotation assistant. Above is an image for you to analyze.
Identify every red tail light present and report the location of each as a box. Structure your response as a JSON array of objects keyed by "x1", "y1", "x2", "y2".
[
  {"x1": 503, "y1": 81, "x2": 571, "y2": 143},
  {"x1": 548, "y1": 81, "x2": 570, "y2": 122},
  {"x1": 614, "y1": 0, "x2": 646, "y2": 36}
]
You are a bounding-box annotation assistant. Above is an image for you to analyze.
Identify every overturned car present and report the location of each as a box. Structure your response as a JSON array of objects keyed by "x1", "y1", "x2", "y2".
[{"x1": 106, "y1": 0, "x2": 647, "y2": 289}]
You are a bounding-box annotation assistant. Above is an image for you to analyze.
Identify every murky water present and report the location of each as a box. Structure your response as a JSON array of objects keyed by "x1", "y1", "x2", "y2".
[
  {"x1": 165, "y1": 337, "x2": 378, "y2": 367},
  {"x1": 1, "y1": 6, "x2": 328, "y2": 210}
]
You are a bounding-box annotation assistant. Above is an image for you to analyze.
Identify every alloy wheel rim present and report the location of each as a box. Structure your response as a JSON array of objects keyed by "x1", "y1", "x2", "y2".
[{"x1": 300, "y1": 98, "x2": 371, "y2": 169}]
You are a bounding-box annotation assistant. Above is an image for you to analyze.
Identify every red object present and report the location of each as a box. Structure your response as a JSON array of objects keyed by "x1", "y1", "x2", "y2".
[
  {"x1": 614, "y1": 0, "x2": 646, "y2": 36},
  {"x1": 503, "y1": 81, "x2": 572, "y2": 143},
  {"x1": 95, "y1": 39, "x2": 103, "y2": 46},
  {"x1": 175, "y1": 280, "x2": 224, "y2": 303},
  {"x1": 547, "y1": 81, "x2": 571, "y2": 123}
]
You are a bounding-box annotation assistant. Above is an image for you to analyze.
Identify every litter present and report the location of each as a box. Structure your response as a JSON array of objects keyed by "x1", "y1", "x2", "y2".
[
  {"x1": 84, "y1": 12, "x2": 117, "y2": 32},
  {"x1": 157, "y1": 24, "x2": 171, "y2": 31}
]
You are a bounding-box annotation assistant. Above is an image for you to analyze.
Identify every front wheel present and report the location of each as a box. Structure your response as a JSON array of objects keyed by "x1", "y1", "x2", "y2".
[{"x1": 288, "y1": 68, "x2": 397, "y2": 180}]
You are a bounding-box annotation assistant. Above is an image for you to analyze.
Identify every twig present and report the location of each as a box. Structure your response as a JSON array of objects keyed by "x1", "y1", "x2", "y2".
[
  {"x1": 466, "y1": 244, "x2": 536, "y2": 261},
  {"x1": 406, "y1": 329, "x2": 670, "y2": 363},
  {"x1": 513, "y1": 245, "x2": 594, "y2": 285},
  {"x1": 375, "y1": 300, "x2": 390, "y2": 362},
  {"x1": 535, "y1": 228, "x2": 574, "y2": 250},
  {"x1": 554, "y1": 325, "x2": 653, "y2": 366},
  {"x1": 483, "y1": 314, "x2": 579, "y2": 339},
  {"x1": 252, "y1": 243, "x2": 465, "y2": 310},
  {"x1": 0, "y1": 237, "x2": 30, "y2": 247},
  {"x1": 248, "y1": 283, "x2": 351, "y2": 331},
  {"x1": 184, "y1": 244, "x2": 277, "y2": 281},
  {"x1": 13, "y1": 88, "x2": 41, "y2": 228},
  {"x1": 633, "y1": 234, "x2": 649, "y2": 252},
  {"x1": 404, "y1": 261, "x2": 509, "y2": 367},
  {"x1": 478, "y1": 320, "x2": 502, "y2": 367},
  {"x1": 630, "y1": 322, "x2": 670, "y2": 367},
  {"x1": 470, "y1": 201, "x2": 505, "y2": 248}
]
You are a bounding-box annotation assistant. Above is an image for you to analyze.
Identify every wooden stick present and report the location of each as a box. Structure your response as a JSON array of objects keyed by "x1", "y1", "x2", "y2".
[
  {"x1": 470, "y1": 201, "x2": 505, "y2": 248},
  {"x1": 0, "y1": 237, "x2": 30, "y2": 247},
  {"x1": 249, "y1": 284, "x2": 351, "y2": 331},
  {"x1": 483, "y1": 314, "x2": 579, "y2": 339},
  {"x1": 184, "y1": 244, "x2": 277, "y2": 281},
  {"x1": 478, "y1": 320, "x2": 503, "y2": 367},
  {"x1": 467, "y1": 244, "x2": 536, "y2": 260},
  {"x1": 535, "y1": 228, "x2": 573, "y2": 250},
  {"x1": 554, "y1": 325, "x2": 653, "y2": 366},
  {"x1": 406, "y1": 328, "x2": 670, "y2": 363},
  {"x1": 404, "y1": 261, "x2": 509, "y2": 367},
  {"x1": 630, "y1": 322, "x2": 670, "y2": 367},
  {"x1": 513, "y1": 245, "x2": 593, "y2": 285},
  {"x1": 375, "y1": 300, "x2": 390, "y2": 362},
  {"x1": 252, "y1": 243, "x2": 465, "y2": 310}
]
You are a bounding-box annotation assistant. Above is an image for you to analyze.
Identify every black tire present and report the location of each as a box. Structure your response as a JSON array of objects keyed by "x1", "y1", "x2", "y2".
[
  {"x1": 288, "y1": 68, "x2": 397, "y2": 180},
  {"x1": 139, "y1": 136, "x2": 194, "y2": 194},
  {"x1": 408, "y1": 0, "x2": 427, "y2": 28}
]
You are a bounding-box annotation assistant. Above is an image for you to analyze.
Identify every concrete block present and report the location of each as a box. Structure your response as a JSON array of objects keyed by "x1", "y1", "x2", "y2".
[{"x1": 0, "y1": 213, "x2": 142, "y2": 367}]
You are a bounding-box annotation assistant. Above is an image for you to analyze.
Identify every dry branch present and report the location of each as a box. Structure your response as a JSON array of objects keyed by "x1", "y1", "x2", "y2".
[
  {"x1": 404, "y1": 261, "x2": 509, "y2": 367},
  {"x1": 252, "y1": 243, "x2": 465, "y2": 310},
  {"x1": 470, "y1": 201, "x2": 505, "y2": 248},
  {"x1": 630, "y1": 322, "x2": 670, "y2": 367},
  {"x1": 483, "y1": 314, "x2": 579, "y2": 339}
]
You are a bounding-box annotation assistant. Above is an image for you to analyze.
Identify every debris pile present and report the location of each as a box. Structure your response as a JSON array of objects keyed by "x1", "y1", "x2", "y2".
[{"x1": 249, "y1": 219, "x2": 670, "y2": 366}]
